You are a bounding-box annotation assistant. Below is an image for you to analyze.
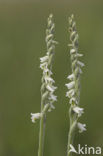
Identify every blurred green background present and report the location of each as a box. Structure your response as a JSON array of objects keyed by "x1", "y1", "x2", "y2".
[{"x1": 0, "y1": 0, "x2": 103, "y2": 156}]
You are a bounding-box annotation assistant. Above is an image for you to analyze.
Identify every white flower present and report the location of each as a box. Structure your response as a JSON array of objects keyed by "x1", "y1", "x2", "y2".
[
  {"x1": 77, "y1": 122, "x2": 86, "y2": 133},
  {"x1": 76, "y1": 53, "x2": 83, "y2": 57},
  {"x1": 70, "y1": 49, "x2": 76, "y2": 54},
  {"x1": 46, "y1": 85, "x2": 57, "y2": 92},
  {"x1": 66, "y1": 89, "x2": 75, "y2": 98},
  {"x1": 67, "y1": 74, "x2": 74, "y2": 80},
  {"x1": 45, "y1": 76, "x2": 55, "y2": 83},
  {"x1": 48, "y1": 103, "x2": 55, "y2": 112},
  {"x1": 45, "y1": 34, "x2": 53, "y2": 42},
  {"x1": 49, "y1": 94, "x2": 57, "y2": 101},
  {"x1": 69, "y1": 97, "x2": 77, "y2": 104},
  {"x1": 73, "y1": 106, "x2": 84, "y2": 117},
  {"x1": 52, "y1": 40, "x2": 58, "y2": 44},
  {"x1": 65, "y1": 81, "x2": 75, "y2": 90},
  {"x1": 40, "y1": 62, "x2": 47, "y2": 70},
  {"x1": 43, "y1": 68, "x2": 49, "y2": 73},
  {"x1": 31, "y1": 113, "x2": 42, "y2": 123},
  {"x1": 77, "y1": 61, "x2": 85, "y2": 67},
  {"x1": 43, "y1": 69, "x2": 53, "y2": 76},
  {"x1": 40, "y1": 56, "x2": 48, "y2": 63}
]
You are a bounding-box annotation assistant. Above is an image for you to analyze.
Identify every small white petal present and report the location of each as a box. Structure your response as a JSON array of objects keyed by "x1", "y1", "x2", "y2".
[
  {"x1": 31, "y1": 113, "x2": 42, "y2": 123},
  {"x1": 67, "y1": 74, "x2": 74, "y2": 80},
  {"x1": 48, "y1": 103, "x2": 55, "y2": 112},
  {"x1": 76, "y1": 53, "x2": 83, "y2": 57},
  {"x1": 40, "y1": 56, "x2": 48, "y2": 63},
  {"x1": 46, "y1": 85, "x2": 54, "y2": 92},
  {"x1": 46, "y1": 52, "x2": 49, "y2": 55},
  {"x1": 45, "y1": 76, "x2": 55, "y2": 83},
  {"x1": 66, "y1": 89, "x2": 75, "y2": 98},
  {"x1": 50, "y1": 103, "x2": 55, "y2": 109},
  {"x1": 43, "y1": 68, "x2": 49, "y2": 73},
  {"x1": 70, "y1": 97, "x2": 77, "y2": 104},
  {"x1": 45, "y1": 34, "x2": 53, "y2": 42},
  {"x1": 65, "y1": 81, "x2": 75, "y2": 90},
  {"x1": 73, "y1": 106, "x2": 84, "y2": 117},
  {"x1": 43, "y1": 69, "x2": 53, "y2": 76},
  {"x1": 77, "y1": 122, "x2": 86, "y2": 133},
  {"x1": 49, "y1": 94, "x2": 57, "y2": 101},
  {"x1": 52, "y1": 85, "x2": 57, "y2": 90},
  {"x1": 68, "y1": 43, "x2": 73, "y2": 47},
  {"x1": 46, "y1": 85, "x2": 57, "y2": 92},
  {"x1": 77, "y1": 61, "x2": 85, "y2": 67},
  {"x1": 70, "y1": 49, "x2": 76, "y2": 54},
  {"x1": 40, "y1": 62, "x2": 47, "y2": 70},
  {"x1": 52, "y1": 40, "x2": 58, "y2": 44}
]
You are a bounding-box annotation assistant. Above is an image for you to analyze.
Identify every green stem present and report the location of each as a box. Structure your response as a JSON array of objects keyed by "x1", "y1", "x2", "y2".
[
  {"x1": 67, "y1": 109, "x2": 77, "y2": 156},
  {"x1": 38, "y1": 14, "x2": 56, "y2": 156},
  {"x1": 38, "y1": 101, "x2": 46, "y2": 156},
  {"x1": 67, "y1": 127, "x2": 74, "y2": 156}
]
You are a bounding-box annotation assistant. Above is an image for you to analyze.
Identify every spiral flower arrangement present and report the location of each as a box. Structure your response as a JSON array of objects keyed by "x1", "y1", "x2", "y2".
[
  {"x1": 66, "y1": 14, "x2": 86, "y2": 156},
  {"x1": 30, "y1": 13, "x2": 86, "y2": 156},
  {"x1": 31, "y1": 14, "x2": 57, "y2": 156}
]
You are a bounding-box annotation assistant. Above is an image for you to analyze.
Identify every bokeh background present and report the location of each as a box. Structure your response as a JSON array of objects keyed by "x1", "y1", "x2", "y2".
[{"x1": 0, "y1": 0, "x2": 103, "y2": 156}]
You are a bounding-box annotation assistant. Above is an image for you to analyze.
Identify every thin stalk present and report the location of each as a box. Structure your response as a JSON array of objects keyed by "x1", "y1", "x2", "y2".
[
  {"x1": 38, "y1": 101, "x2": 46, "y2": 156},
  {"x1": 67, "y1": 109, "x2": 77, "y2": 156},
  {"x1": 37, "y1": 14, "x2": 57, "y2": 156},
  {"x1": 66, "y1": 15, "x2": 85, "y2": 156}
]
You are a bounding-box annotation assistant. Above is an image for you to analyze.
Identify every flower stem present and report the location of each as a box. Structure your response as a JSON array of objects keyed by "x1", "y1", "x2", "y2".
[
  {"x1": 67, "y1": 109, "x2": 77, "y2": 156},
  {"x1": 38, "y1": 101, "x2": 50, "y2": 156},
  {"x1": 38, "y1": 14, "x2": 57, "y2": 156},
  {"x1": 66, "y1": 14, "x2": 85, "y2": 156},
  {"x1": 38, "y1": 101, "x2": 46, "y2": 156}
]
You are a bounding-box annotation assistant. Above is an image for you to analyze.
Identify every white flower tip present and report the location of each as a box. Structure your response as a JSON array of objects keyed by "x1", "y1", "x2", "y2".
[
  {"x1": 66, "y1": 89, "x2": 75, "y2": 98},
  {"x1": 31, "y1": 113, "x2": 42, "y2": 123},
  {"x1": 49, "y1": 94, "x2": 57, "y2": 101},
  {"x1": 67, "y1": 74, "x2": 74, "y2": 80},
  {"x1": 73, "y1": 106, "x2": 84, "y2": 117},
  {"x1": 40, "y1": 56, "x2": 48, "y2": 63},
  {"x1": 65, "y1": 81, "x2": 75, "y2": 90},
  {"x1": 45, "y1": 76, "x2": 55, "y2": 83},
  {"x1": 40, "y1": 62, "x2": 47, "y2": 70},
  {"x1": 77, "y1": 122, "x2": 86, "y2": 133},
  {"x1": 49, "y1": 13, "x2": 53, "y2": 18},
  {"x1": 46, "y1": 85, "x2": 54, "y2": 92},
  {"x1": 77, "y1": 53, "x2": 83, "y2": 57},
  {"x1": 70, "y1": 49, "x2": 76, "y2": 54},
  {"x1": 53, "y1": 40, "x2": 58, "y2": 44},
  {"x1": 69, "y1": 97, "x2": 78, "y2": 105},
  {"x1": 46, "y1": 85, "x2": 57, "y2": 93},
  {"x1": 78, "y1": 61, "x2": 85, "y2": 67},
  {"x1": 48, "y1": 104, "x2": 55, "y2": 112}
]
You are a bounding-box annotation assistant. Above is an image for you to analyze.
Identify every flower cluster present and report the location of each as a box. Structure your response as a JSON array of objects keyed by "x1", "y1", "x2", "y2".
[
  {"x1": 40, "y1": 14, "x2": 57, "y2": 112},
  {"x1": 66, "y1": 14, "x2": 86, "y2": 133},
  {"x1": 31, "y1": 113, "x2": 42, "y2": 123},
  {"x1": 31, "y1": 14, "x2": 57, "y2": 123}
]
